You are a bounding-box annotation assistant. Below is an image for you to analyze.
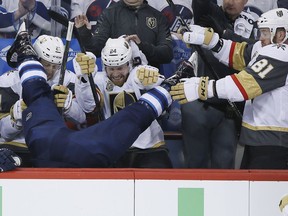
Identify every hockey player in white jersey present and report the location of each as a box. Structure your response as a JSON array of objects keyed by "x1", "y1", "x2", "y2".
[
  {"x1": 0, "y1": 34, "x2": 85, "y2": 167},
  {"x1": 73, "y1": 37, "x2": 173, "y2": 168},
  {"x1": 3, "y1": 22, "x2": 183, "y2": 168},
  {"x1": 171, "y1": 8, "x2": 288, "y2": 169}
]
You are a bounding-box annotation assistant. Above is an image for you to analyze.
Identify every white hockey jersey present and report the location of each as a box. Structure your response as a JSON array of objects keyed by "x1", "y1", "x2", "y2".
[
  {"x1": 212, "y1": 39, "x2": 288, "y2": 147},
  {"x1": 75, "y1": 68, "x2": 165, "y2": 149},
  {"x1": 0, "y1": 69, "x2": 84, "y2": 148}
]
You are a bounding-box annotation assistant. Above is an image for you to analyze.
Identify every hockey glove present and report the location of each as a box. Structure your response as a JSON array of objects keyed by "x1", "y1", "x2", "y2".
[
  {"x1": 10, "y1": 99, "x2": 27, "y2": 130},
  {"x1": 134, "y1": 65, "x2": 165, "y2": 90},
  {"x1": 170, "y1": 77, "x2": 215, "y2": 104},
  {"x1": 182, "y1": 24, "x2": 220, "y2": 50},
  {"x1": 0, "y1": 148, "x2": 21, "y2": 172},
  {"x1": 52, "y1": 84, "x2": 73, "y2": 111},
  {"x1": 73, "y1": 52, "x2": 97, "y2": 82}
]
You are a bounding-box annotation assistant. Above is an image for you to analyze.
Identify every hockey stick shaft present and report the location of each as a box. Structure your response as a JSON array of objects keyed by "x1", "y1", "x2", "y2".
[
  {"x1": 166, "y1": 0, "x2": 242, "y2": 119},
  {"x1": 48, "y1": 10, "x2": 104, "y2": 121},
  {"x1": 59, "y1": 21, "x2": 74, "y2": 85}
]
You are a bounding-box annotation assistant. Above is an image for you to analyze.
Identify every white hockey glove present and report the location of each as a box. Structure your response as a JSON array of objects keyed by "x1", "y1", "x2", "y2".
[
  {"x1": 134, "y1": 65, "x2": 165, "y2": 90},
  {"x1": 10, "y1": 99, "x2": 27, "y2": 130},
  {"x1": 170, "y1": 77, "x2": 215, "y2": 104},
  {"x1": 52, "y1": 84, "x2": 73, "y2": 112},
  {"x1": 73, "y1": 52, "x2": 97, "y2": 82},
  {"x1": 182, "y1": 24, "x2": 220, "y2": 50}
]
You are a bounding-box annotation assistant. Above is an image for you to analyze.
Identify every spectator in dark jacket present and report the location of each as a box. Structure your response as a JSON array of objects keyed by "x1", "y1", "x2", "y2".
[{"x1": 75, "y1": 0, "x2": 173, "y2": 71}]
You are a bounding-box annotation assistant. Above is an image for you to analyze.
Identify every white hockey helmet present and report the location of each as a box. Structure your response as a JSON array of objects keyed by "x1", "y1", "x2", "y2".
[
  {"x1": 257, "y1": 8, "x2": 288, "y2": 43},
  {"x1": 101, "y1": 38, "x2": 132, "y2": 67},
  {"x1": 33, "y1": 35, "x2": 64, "y2": 64}
]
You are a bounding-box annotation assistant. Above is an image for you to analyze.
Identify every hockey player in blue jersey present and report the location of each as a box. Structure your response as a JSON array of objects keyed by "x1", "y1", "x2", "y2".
[
  {"x1": 171, "y1": 8, "x2": 288, "y2": 169},
  {"x1": 2, "y1": 22, "x2": 192, "y2": 169}
]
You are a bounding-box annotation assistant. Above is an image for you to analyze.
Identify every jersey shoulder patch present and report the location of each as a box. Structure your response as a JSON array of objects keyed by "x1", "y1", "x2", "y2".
[{"x1": 259, "y1": 44, "x2": 288, "y2": 63}]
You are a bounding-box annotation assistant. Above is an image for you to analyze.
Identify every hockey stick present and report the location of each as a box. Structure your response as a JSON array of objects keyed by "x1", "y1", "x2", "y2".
[
  {"x1": 59, "y1": 21, "x2": 74, "y2": 85},
  {"x1": 48, "y1": 9, "x2": 104, "y2": 121},
  {"x1": 166, "y1": 0, "x2": 242, "y2": 120}
]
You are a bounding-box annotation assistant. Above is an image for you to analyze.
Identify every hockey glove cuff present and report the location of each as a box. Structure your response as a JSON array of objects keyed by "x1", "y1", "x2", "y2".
[{"x1": 170, "y1": 77, "x2": 215, "y2": 104}]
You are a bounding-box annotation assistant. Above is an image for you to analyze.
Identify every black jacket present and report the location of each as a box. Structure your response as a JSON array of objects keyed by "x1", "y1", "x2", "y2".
[{"x1": 78, "y1": 0, "x2": 173, "y2": 69}]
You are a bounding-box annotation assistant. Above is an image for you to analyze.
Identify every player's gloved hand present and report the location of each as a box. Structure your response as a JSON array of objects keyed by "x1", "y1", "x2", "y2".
[
  {"x1": 134, "y1": 65, "x2": 165, "y2": 90},
  {"x1": 170, "y1": 77, "x2": 215, "y2": 104},
  {"x1": 10, "y1": 99, "x2": 27, "y2": 130},
  {"x1": 73, "y1": 52, "x2": 97, "y2": 82},
  {"x1": 198, "y1": 15, "x2": 225, "y2": 37},
  {"x1": 182, "y1": 24, "x2": 220, "y2": 50},
  {"x1": 0, "y1": 148, "x2": 21, "y2": 172},
  {"x1": 52, "y1": 84, "x2": 73, "y2": 111}
]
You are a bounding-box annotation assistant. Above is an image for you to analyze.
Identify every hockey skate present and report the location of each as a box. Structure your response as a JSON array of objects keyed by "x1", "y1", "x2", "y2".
[{"x1": 6, "y1": 22, "x2": 38, "y2": 68}]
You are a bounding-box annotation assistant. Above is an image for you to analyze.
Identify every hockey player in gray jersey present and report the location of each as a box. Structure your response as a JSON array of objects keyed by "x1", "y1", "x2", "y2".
[
  {"x1": 73, "y1": 37, "x2": 173, "y2": 168},
  {"x1": 0, "y1": 34, "x2": 85, "y2": 167},
  {"x1": 171, "y1": 8, "x2": 288, "y2": 169}
]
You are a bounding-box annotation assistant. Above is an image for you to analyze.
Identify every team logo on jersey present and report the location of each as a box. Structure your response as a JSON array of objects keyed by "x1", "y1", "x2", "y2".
[
  {"x1": 106, "y1": 80, "x2": 114, "y2": 91},
  {"x1": 277, "y1": 10, "x2": 284, "y2": 17},
  {"x1": 273, "y1": 43, "x2": 286, "y2": 50},
  {"x1": 146, "y1": 17, "x2": 157, "y2": 29},
  {"x1": 110, "y1": 91, "x2": 136, "y2": 115}
]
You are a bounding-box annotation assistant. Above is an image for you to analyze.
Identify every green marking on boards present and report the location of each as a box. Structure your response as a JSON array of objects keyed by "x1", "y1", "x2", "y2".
[{"x1": 178, "y1": 188, "x2": 204, "y2": 216}]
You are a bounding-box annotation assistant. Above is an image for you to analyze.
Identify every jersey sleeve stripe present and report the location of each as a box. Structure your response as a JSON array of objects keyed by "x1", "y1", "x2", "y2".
[
  {"x1": 231, "y1": 74, "x2": 249, "y2": 100},
  {"x1": 229, "y1": 41, "x2": 236, "y2": 68}
]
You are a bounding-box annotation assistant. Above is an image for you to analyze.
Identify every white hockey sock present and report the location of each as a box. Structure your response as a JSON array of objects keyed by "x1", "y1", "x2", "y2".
[{"x1": 18, "y1": 60, "x2": 47, "y2": 85}]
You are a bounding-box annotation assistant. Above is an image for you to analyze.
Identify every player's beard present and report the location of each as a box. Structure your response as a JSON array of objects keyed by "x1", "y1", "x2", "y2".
[{"x1": 109, "y1": 74, "x2": 127, "y2": 87}]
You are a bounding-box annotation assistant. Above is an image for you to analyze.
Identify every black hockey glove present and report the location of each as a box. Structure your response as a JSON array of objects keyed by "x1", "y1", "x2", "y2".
[
  {"x1": 0, "y1": 148, "x2": 21, "y2": 172},
  {"x1": 199, "y1": 15, "x2": 225, "y2": 37}
]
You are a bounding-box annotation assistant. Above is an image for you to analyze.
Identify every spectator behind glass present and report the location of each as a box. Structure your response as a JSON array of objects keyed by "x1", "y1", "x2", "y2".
[
  {"x1": 0, "y1": 0, "x2": 71, "y2": 38},
  {"x1": 218, "y1": 0, "x2": 278, "y2": 21},
  {"x1": 70, "y1": 0, "x2": 116, "y2": 32},
  {"x1": 180, "y1": 0, "x2": 257, "y2": 169},
  {"x1": 74, "y1": 0, "x2": 173, "y2": 71}
]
